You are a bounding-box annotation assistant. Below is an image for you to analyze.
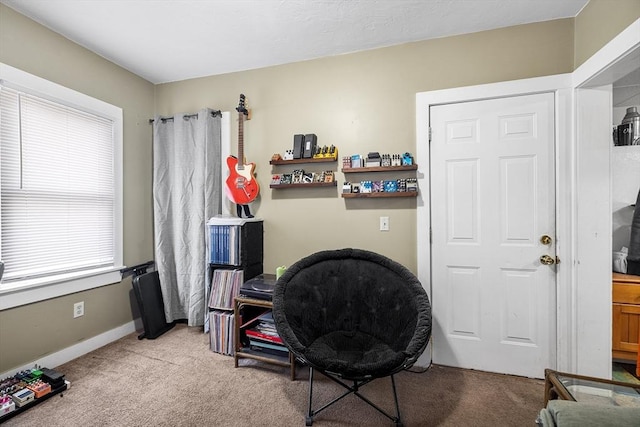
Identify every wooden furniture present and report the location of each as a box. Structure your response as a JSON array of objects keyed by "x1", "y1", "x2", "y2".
[
  {"x1": 341, "y1": 164, "x2": 418, "y2": 173},
  {"x1": 270, "y1": 157, "x2": 336, "y2": 166},
  {"x1": 612, "y1": 273, "x2": 640, "y2": 373},
  {"x1": 544, "y1": 368, "x2": 640, "y2": 407},
  {"x1": 269, "y1": 157, "x2": 337, "y2": 189},
  {"x1": 233, "y1": 296, "x2": 296, "y2": 380},
  {"x1": 341, "y1": 164, "x2": 418, "y2": 198}
]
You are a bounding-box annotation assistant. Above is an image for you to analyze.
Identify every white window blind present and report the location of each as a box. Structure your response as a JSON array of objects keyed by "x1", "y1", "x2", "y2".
[{"x1": 0, "y1": 86, "x2": 115, "y2": 282}]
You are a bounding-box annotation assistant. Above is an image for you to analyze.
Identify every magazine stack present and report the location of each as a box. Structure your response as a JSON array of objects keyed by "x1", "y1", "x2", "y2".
[{"x1": 245, "y1": 311, "x2": 288, "y2": 358}]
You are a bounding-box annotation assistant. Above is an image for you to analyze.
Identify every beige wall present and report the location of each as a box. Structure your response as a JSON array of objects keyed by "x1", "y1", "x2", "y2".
[
  {"x1": 574, "y1": 0, "x2": 640, "y2": 68},
  {"x1": 156, "y1": 19, "x2": 574, "y2": 275},
  {"x1": 0, "y1": 1, "x2": 638, "y2": 375},
  {"x1": 0, "y1": 4, "x2": 155, "y2": 373}
]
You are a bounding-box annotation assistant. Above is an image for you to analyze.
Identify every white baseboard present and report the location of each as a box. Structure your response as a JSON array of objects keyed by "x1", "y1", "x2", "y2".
[{"x1": 0, "y1": 320, "x2": 137, "y2": 379}]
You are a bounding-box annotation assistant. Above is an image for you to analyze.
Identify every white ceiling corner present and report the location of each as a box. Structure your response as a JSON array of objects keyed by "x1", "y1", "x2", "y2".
[{"x1": 1, "y1": 0, "x2": 590, "y2": 84}]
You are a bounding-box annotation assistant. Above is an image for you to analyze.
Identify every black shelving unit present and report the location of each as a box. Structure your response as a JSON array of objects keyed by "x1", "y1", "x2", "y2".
[
  {"x1": 207, "y1": 219, "x2": 263, "y2": 281},
  {"x1": 204, "y1": 218, "x2": 263, "y2": 343}
]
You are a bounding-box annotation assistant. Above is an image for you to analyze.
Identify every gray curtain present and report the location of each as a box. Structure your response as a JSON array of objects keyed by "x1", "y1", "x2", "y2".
[{"x1": 153, "y1": 109, "x2": 221, "y2": 326}]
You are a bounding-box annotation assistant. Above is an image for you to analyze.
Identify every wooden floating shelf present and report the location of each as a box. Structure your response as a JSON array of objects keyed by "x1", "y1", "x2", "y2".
[
  {"x1": 341, "y1": 192, "x2": 418, "y2": 198},
  {"x1": 270, "y1": 157, "x2": 337, "y2": 165},
  {"x1": 236, "y1": 348, "x2": 292, "y2": 366},
  {"x1": 270, "y1": 182, "x2": 337, "y2": 189},
  {"x1": 342, "y1": 165, "x2": 418, "y2": 173}
]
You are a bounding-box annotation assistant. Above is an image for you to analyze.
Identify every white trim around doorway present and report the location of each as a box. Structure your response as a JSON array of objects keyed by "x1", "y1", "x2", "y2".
[
  {"x1": 415, "y1": 74, "x2": 574, "y2": 372},
  {"x1": 416, "y1": 16, "x2": 640, "y2": 377}
]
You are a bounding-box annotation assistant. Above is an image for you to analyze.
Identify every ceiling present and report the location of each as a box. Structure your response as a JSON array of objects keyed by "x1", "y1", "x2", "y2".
[{"x1": 1, "y1": 0, "x2": 590, "y2": 84}]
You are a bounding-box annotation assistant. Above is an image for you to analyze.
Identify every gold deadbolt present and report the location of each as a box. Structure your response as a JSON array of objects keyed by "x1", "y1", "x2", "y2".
[
  {"x1": 540, "y1": 255, "x2": 555, "y2": 265},
  {"x1": 540, "y1": 235, "x2": 552, "y2": 245}
]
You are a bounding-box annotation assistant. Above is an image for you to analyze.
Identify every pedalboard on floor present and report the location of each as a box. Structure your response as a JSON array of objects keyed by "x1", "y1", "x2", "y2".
[{"x1": 0, "y1": 367, "x2": 68, "y2": 423}]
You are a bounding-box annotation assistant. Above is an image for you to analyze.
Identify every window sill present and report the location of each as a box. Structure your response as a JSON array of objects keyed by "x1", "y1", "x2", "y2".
[{"x1": 0, "y1": 266, "x2": 124, "y2": 310}]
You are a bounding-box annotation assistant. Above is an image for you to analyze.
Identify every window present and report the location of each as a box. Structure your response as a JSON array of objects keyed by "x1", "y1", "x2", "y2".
[{"x1": 0, "y1": 64, "x2": 123, "y2": 309}]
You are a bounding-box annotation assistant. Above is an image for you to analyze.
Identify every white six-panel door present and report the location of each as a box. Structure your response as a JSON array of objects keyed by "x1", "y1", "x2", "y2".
[{"x1": 430, "y1": 93, "x2": 556, "y2": 378}]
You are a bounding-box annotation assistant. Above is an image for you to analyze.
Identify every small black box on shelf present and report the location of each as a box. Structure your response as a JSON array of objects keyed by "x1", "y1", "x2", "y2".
[
  {"x1": 303, "y1": 134, "x2": 317, "y2": 158},
  {"x1": 293, "y1": 134, "x2": 304, "y2": 159}
]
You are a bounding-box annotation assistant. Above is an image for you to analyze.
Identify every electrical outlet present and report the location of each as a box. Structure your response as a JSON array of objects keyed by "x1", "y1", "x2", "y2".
[
  {"x1": 73, "y1": 301, "x2": 84, "y2": 318},
  {"x1": 380, "y1": 216, "x2": 389, "y2": 231}
]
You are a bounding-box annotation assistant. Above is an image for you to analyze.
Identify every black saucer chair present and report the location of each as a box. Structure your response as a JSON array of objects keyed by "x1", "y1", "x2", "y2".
[{"x1": 272, "y1": 248, "x2": 432, "y2": 426}]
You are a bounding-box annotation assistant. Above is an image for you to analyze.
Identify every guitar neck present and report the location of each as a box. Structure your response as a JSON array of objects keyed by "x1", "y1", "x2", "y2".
[{"x1": 237, "y1": 112, "x2": 245, "y2": 169}]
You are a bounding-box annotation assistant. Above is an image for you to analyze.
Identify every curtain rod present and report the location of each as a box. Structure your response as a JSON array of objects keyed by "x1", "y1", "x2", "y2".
[{"x1": 148, "y1": 109, "x2": 222, "y2": 124}]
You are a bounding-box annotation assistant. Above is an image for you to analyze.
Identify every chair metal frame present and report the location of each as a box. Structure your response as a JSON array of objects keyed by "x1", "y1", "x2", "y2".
[{"x1": 305, "y1": 366, "x2": 403, "y2": 426}]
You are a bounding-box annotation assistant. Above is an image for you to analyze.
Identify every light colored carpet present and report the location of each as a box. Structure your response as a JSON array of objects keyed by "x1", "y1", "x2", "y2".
[{"x1": 4, "y1": 323, "x2": 545, "y2": 426}]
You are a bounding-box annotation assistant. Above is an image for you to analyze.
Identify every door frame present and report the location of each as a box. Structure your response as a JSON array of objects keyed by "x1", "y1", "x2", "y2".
[
  {"x1": 569, "y1": 17, "x2": 640, "y2": 378},
  {"x1": 414, "y1": 75, "x2": 574, "y2": 371},
  {"x1": 415, "y1": 17, "x2": 640, "y2": 376}
]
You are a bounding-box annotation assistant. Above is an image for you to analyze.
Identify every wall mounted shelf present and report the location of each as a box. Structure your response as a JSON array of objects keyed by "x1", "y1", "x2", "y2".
[
  {"x1": 270, "y1": 182, "x2": 337, "y2": 189},
  {"x1": 270, "y1": 157, "x2": 337, "y2": 165},
  {"x1": 341, "y1": 165, "x2": 418, "y2": 173},
  {"x1": 270, "y1": 157, "x2": 337, "y2": 190},
  {"x1": 341, "y1": 163, "x2": 418, "y2": 198},
  {"x1": 341, "y1": 191, "x2": 418, "y2": 199}
]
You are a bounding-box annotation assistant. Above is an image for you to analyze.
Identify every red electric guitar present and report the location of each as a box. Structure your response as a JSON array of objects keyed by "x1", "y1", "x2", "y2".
[{"x1": 225, "y1": 94, "x2": 260, "y2": 205}]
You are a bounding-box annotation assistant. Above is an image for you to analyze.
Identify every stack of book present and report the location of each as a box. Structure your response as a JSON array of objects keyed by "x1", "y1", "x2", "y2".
[
  {"x1": 208, "y1": 269, "x2": 244, "y2": 310},
  {"x1": 246, "y1": 311, "x2": 288, "y2": 358},
  {"x1": 209, "y1": 310, "x2": 234, "y2": 355}
]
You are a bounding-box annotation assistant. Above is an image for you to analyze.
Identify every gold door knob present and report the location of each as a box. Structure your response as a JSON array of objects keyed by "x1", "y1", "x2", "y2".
[
  {"x1": 540, "y1": 255, "x2": 555, "y2": 265},
  {"x1": 540, "y1": 235, "x2": 552, "y2": 245}
]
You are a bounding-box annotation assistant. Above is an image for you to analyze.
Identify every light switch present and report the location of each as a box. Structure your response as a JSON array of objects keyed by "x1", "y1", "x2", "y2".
[{"x1": 380, "y1": 216, "x2": 389, "y2": 231}]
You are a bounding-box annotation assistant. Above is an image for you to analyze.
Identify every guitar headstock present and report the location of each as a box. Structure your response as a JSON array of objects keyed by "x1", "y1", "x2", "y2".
[{"x1": 236, "y1": 94, "x2": 248, "y2": 116}]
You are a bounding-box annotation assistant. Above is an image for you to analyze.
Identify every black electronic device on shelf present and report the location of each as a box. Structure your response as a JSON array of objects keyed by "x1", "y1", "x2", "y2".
[
  {"x1": 303, "y1": 134, "x2": 317, "y2": 158},
  {"x1": 293, "y1": 134, "x2": 304, "y2": 159},
  {"x1": 239, "y1": 273, "x2": 276, "y2": 300}
]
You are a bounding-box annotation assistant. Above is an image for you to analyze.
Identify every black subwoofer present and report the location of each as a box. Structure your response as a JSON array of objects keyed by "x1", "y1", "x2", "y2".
[{"x1": 132, "y1": 271, "x2": 175, "y2": 339}]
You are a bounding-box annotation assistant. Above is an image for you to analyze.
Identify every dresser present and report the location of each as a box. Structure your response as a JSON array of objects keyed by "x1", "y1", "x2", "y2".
[{"x1": 612, "y1": 273, "x2": 640, "y2": 376}]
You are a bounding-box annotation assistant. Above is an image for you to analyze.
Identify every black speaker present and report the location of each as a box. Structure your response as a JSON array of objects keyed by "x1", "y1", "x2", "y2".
[
  {"x1": 132, "y1": 271, "x2": 175, "y2": 339},
  {"x1": 293, "y1": 134, "x2": 304, "y2": 159},
  {"x1": 303, "y1": 134, "x2": 317, "y2": 158}
]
